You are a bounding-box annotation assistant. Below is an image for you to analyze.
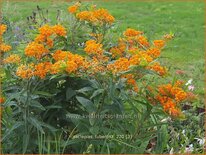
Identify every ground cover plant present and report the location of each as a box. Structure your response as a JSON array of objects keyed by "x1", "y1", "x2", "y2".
[{"x1": 0, "y1": 1, "x2": 205, "y2": 154}]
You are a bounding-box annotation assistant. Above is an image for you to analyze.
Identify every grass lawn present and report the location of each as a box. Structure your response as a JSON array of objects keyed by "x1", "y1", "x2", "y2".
[{"x1": 2, "y1": 0, "x2": 205, "y2": 98}]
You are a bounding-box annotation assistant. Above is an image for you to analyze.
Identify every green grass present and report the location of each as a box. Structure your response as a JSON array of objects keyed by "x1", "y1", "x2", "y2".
[{"x1": 2, "y1": 0, "x2": 204, "y2": 67}]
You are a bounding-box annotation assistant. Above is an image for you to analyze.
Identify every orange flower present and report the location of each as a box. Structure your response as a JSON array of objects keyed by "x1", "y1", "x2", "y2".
[
  {"x1": 175, "y1": 90, "x2": 187, "y2": 102},
  {"x1": 52, "y1": 25, "x2": 67, "y2": 37},
  {"x1": 110, "y1": 47, "x2": 124, "y2": 58},
  {"x1": 39, "y1": 25, "x2": 54, "y2": 37},
  {"x1": 53, "y1": 50, "x2": 68, "y2": 61},
  {"x1": 128, "y1": 47, "x2": 139, "y2": 55},
  {"x1": 129, "y1": 54, "x2": 140, "y2": 66},
  {"x1": 124, "y1": 28, "x2": 143, "y2": 37},
  {"x1": 35, "y1": 34, "x2": 54, "y2": 48},
  {"x1": 68, "y1": 2, "x2": 81, "y2": 14},
  {"x1": 16, "y1": 63, "x2": 34, "y2": 79},
  {"x1": 147, "y1": 48, "x2": 161, "y2": 58},
  {"x1": 46, "y1": 38, "x2": 54, "y2": 48},
  {"x1": 122, "y1": 74, "x2": 139, "y2": 92},
  {"x1": 34, "y1": 62, "x2": 52, "y2": 79},
  {"x1": 66, "y1": 60, "x2": 78, "y2": 73},
  {"x1": 163, "y1": 34, "x2": 174, "y2": 41},
  {"x1": 163, "y1": 100, "x2": 181, "y2": 116},
  {"x1": 93, "y1": 8, "x2": 115, "y2": 24},
  {"x1": 136, "y1": 35, "x2": 150, "y2": 48},
  {"x1": 0, "y1": 97, "x2": 5, "y2": 104},
  {"x1": 153, "y1": 40, "x2": 165, "y2": 49},
  {"x1": 107, "y1": 57, "x2": 130, "y2": 74},
  {"x1": 147, "y1": 62, "x2": 167, "y2": 76},
  {"x1": 76, "y1": 11, "x2": 95, "y2": 22},
  {"x1": 3, "y1": 54, "x2": 21, "y2": 64},
  {"x1": 35, "y1": 34, "x2": 46, "y2": 43},
  {"x1": 76, "y1": 8, "x2": 114, "y2": 25},
  {"x1": 84, "y1": 40, "x2": 103, "y2": 55},
  {"x1": 50, "y1": 61, "x2": 66, "y2": 74},
  {"x1": 174, "y1": 80, "x2": 184, "y2": 87},
  {"x1": 69, "y1": 54, "x2": 85, "y2": 66},
  {"x1": 155, "y1": 81, "x2": 188, "y2": 117},
  {"x1": 0, "y1": 24, "x2": 7, "y2": 35},
  {"x1": 25, "y1": 42, "x2": 49, "y2": 59},
  {"x1": 0, "y1": 43, "x2": 12, "y2": 52},
  {"x1": 138, "y1": 52, "x2": 153, "y2": 63},
  {"x1": 90, "y1": 33, "x2": 103, "y2": 42}
]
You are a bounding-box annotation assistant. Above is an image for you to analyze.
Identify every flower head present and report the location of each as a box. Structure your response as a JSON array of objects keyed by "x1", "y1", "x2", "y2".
[
  {"x1": 25, "y1": 42, "x2": 49, "y2": 59},
  {"x1": 3, "y1": 54, "x2": 21, "y2": 64}
]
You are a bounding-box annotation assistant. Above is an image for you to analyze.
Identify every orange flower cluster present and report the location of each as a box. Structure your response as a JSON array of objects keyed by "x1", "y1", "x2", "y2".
[
  {"x1": 153, "y1": 40, "x2": 165, "y2": 49},
  {"x1": 90, "y1": 33, "x2": 103, "y2": 42},
  {"x1": 52, "y1": 25, "x2": 67, "y2": 37},
  {"x1": 68, "y1": 2, "x2": 81, "y2": 14},
  {"x1": 110, "y1": 39, "x2": 126, "y2": 58},
  {"x1": 106, "y1": 27, "x2": 174, "y2": 95},
  {"x1": 123, "y1": 28, "x2": 143, "y2": 37},
  {"x1": 147, "y1": 62, "x2": 167, "y2": 76},
  {"x1": 0, "y1": 43, "x2": 12, "y2": 52},
  {"x1": 85, "y1": 57, "x2": 107, "y2": 74},
  {"x1": 53, "y1": 50, "x2": 68, "y2": 61},
  {"x1": 146, "y1": 48, "x2": 161, "y2": 59},
  {"x1": 26, "y1": 24, "x2": 67, "y2": 59},
  {"x1": 38, "y1": 24, "x2": 66, "y2": 37},
  {"x1": 50, "y1": 61, "x2": 66, "y2": 74},
  {"x1": 110, "y1": 28, "x2": 162, "y2": 59},
  {"x1": 16, "y1": 63, "x2": 34, "y2": 79},
  {"x1": 3, "y1": 54, "x2": 21, "y2": 64},
  {"x1": 122, "y1": 74, "x2": 138, "y2": 92},
  {"x1": 35, "y1": 24, "x2": 66, "y2": 48},
  {"x1": 156, "y1": 81, "x2": 187, "y2": 116},
  {"x1": 84, "y1": 40, "x2": 103, "y2": 56},
  {"x1": 0, "y1": 97, "x2": 5, "y2": 104},
  {"x1": 136, "y1": 35, "x2": 150, "y2": 48},
  {"x1": 52, "y1": 50, "x2": 86, "y2": 74},
  {"x1": 0, "y1": 24, "x2": 7, "y2": 36},
  {"x1": 0, "y1": 24, "x2": 12, "y2": 52},
  {"x1": 163, "y1": 34, "x2": 174, "y2": 41},
  {"x1": 34, "y1": 62, "x2": 52, "y2": 79},
  {"x1": 76, "y1": 7, "x2": 115, "y2": 25},
  {"x1": 107, "y1": 57, "x2": 130, "y2": 74},
  {"x1": 25, "y1": 42, "x2": 49, "y2": 59}
]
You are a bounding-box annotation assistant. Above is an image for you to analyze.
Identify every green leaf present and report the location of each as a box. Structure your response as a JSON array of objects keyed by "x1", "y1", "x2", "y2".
[
  {"x1": 61, "y1": 139, "x2": 83, "y2": 147},
  {"x1": 76, "y1": 96, "x2": 96, "y2": 113},
  {"x1": 34, "y1": 91, "x2": 53, "y2": 97},
  {"x1": 89, "y1": 112, "x2": 96, "y2": 126},
  {"x1": 89, "y1": 126, "x2": 99, "y2": 135},
  {"x1": 30, "y1": 100, "x2": 46, "y2": 111},
  {"x1": 155, "y1": 124, "x2": 169, "y2": 153},
  {"x1": 28, "y1": 117, "x2": 44, "y2": 134},
  {"x1": 66, "y1": 113, "x2": 82, "y2": 125},
  {"x1": 76, "y1": 87, "x2": 93, "y2": 94},
  {"x1": 45, "y1": 105, "x2": 62, "y2": 109},
  {"x1": 40, "y1": 122, "x2": 57, "y2": 132},
  {"x1": 90, "y1": 79, "x2": 100, "y2": 89},
  {"x1": 66, "y1": 87, "x2": 76, "y2": 100},
  {"x1": 138, "y1": 139, "x2": 150, "y2": 153},
  {"x1": 23, "y1": 134, "x2": 30, "y2": 154},
  {"x1": 2, "y1": 121, "x2": 24, "y2": 141},
  {"x1": 90, "y1": 89, "x2": 104, "y2": 99}
]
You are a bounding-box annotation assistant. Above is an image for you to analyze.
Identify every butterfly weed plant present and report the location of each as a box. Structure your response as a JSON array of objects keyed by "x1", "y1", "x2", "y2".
[{"x1": 0, "y1": 2, "x2": 198, "y2": 154}]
